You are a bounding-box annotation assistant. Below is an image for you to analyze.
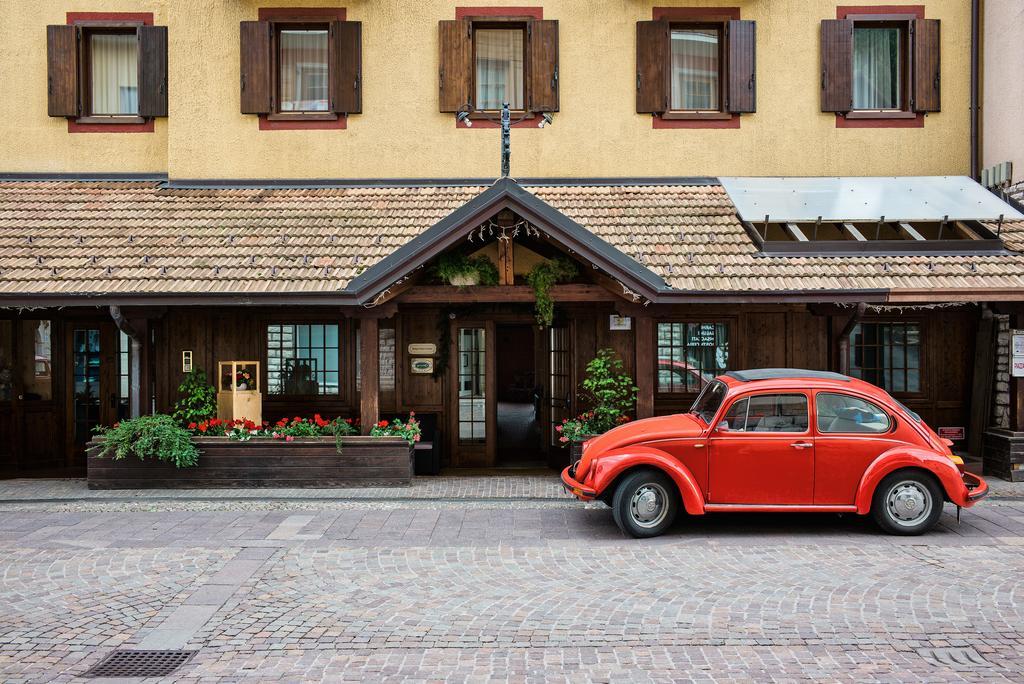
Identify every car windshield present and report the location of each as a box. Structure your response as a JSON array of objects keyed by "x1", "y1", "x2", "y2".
[{"x1": 689, "y1": 380, "x2": 728, "y2": 425}]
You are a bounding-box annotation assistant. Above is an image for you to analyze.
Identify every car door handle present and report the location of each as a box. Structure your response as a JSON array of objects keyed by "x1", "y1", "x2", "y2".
[{"x1": 790, "y1": 441, "x2": 813, "y2": 449}]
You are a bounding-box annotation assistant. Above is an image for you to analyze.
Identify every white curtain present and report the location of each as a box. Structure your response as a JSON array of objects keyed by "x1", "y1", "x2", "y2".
[
  {"x1": 853, "y1": 27, "x2": 900, "y2": 110},
  {"x1": 670, "y1": 29, "x2": 719, "y2": 111},
  {"x1": 279, "y1": 29, "x2": 329, "y2": 112},
  {"x1": 475, "y1": 29, "x2": 524, "y2": 110},
  {"x1": 91, "y1": 34, "x2": 138, "y2": 115}
]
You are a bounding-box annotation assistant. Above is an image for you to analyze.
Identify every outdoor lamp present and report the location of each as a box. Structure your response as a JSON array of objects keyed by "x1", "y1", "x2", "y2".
[
  {"x1": 456, "y1": 110, "x2": 472, "y2": 127},
  {"x1": 538, "y1": 112, "x2": 554, "y2": 128}
]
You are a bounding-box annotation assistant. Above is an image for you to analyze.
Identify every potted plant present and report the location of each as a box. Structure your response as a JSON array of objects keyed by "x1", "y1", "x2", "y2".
[
  {"x1": 434, "y1": 253, "x2": 499, "y2": 287},
  {"x1": 526, "y1": 257, "x2": 578, "y2": 327},
  {"x1": 556, "y1": 348, "x2": 638, "y2": 461}
]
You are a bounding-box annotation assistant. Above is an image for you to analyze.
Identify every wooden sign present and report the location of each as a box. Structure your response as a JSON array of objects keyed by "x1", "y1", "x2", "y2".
[
  {"x1": 182, "y1": 350, "x2": 193, "y2": 373},
  {"x1": 609, "y1": 315, "x2": 632, "y2": 331},
  {"x1": 408, "y1": 343, "x2": 437, "y2": 355},
  {"x1": 411, "y1": 357, "x2": 434, "y2": 374}
]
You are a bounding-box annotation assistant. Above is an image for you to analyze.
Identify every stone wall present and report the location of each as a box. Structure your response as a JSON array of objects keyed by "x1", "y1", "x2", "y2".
[{"x1": 993, "y1": 314, "x2": 1011, "y2": 429}]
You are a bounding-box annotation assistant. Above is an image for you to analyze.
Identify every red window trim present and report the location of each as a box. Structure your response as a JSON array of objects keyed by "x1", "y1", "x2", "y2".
[
  {"x1": 650, "y1": 7, "x2": 741, "y2": 129},
  {"x1": 256, "y1": 7, "x2": 348, "y2": 131},
  {"x1": 66, "y1": 12, "x2": 156, "y2": 133},
  {"x1": 454, "y1": 6, "x2": 544, "y2": 128},
  {"x1": 834, "y1": 5, "x2": 925, "y2": 129}
]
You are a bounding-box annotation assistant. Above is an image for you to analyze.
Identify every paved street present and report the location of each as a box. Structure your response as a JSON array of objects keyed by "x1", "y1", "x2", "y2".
[{"x1": 1, "y1": 477, "x2": 1023, "y2": 682}]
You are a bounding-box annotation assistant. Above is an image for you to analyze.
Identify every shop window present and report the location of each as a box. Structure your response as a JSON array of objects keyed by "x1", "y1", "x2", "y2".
[
  {"x1": 20, "y1": 321, "x2": 52, "y2": 401},
  {"x1": 848, "y1": 322, "x2": 921, "y2": 393},
  {"x1": 266, "y1": 324, "x2": 340, "y2": 396},
  {"x1": 656, "y1": 322, "x2": 728, "y2": 394}
]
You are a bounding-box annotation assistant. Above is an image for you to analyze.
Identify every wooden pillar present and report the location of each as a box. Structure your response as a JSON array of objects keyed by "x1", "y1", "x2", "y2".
[
  {"x1": 635, "y1": 315, "x2": 654, "y2": 419},
  {"x1": 360, "y1": 317, "x2": 379, "y2": 435}
]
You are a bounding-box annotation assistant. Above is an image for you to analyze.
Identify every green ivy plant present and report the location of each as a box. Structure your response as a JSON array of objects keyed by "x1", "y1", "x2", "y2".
[
  {"x1": 433, "y1": 253, "x2": 500, "y2": 286},
  {"x1": 92, "y1": 414, "x2": 200, "y2": 468},
  {"x1": 525, "y1": 257, "x2": 578, "y2": 327},
  {"x1": 172, "y1": 369, "x2": 217, "y2": 427},
  {"x1": 578, "y1": 348, "x2": 638, "y2": 434}
]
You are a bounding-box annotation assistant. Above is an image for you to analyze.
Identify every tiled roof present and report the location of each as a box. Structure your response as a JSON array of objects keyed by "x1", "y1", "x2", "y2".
[{"x1": 0, "y1": 179, "x2": 1023, "y2": 300}]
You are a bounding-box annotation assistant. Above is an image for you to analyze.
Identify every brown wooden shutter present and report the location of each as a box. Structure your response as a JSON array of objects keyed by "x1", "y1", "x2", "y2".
[
  {"x1": 438, "y1": 19, "x2": 472, "y2": 112},
  {"x1": 330, "y1": 21, "x2": 361, "y2": 114},
  {"x1": 912, "y1": 18, "x2": 940, "y2": 112},
  {"x1": 46, "y1": 25, "x2": 78, "y2": 117},
  {"x1": 726, "y1": 20, "x2": 756, "y2": 113},
  {"x1": 527, "y1": 19, "x2": 559, "y2": 112},
  {"x1": 820, "y1": 19, "x2": 853, "y2": 112},
  {"x1": 239, "y1": 21, "x2": 272, "y2": 114},
  {"x1": 137, "y1": 25, "x2": 168, "y2": 117},
  {"x1": 636, "y1": 20, "x2": 669, "y2": 114}
]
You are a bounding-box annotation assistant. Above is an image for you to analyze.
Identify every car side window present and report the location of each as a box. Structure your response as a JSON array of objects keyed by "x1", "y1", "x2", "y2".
[
  {"x1": 720, "y1": 398, "x2": 749, "y2": 431},
  {"x1": 816, "y1": 393, "x2": 891, "y2": 434},
  {"x1": 746, "y1": 394, "x2": 809, "y2": 433}
]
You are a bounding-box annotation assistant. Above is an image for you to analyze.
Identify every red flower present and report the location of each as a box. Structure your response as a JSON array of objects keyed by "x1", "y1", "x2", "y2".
[
  {"x1": 285, "y1": 435, "x2": 295, "y2": 442},
  {"x1": 244, "y1": 419, "x2": 256, "y2": 430},
  {"x1": 210, "y1": 418, "x2": 222, "y2": 427},
  {"x1": 409, "y1": 411, "x2": 416, "y2": 417},
  {"x1": 555, "y1": 425, "x2": 563, "y2": 433},
  {"x1": 559, "y1": 436, "x2": 569, "y2": 443},
  {"x1": 377, "y1": 420, "x2": 389, "y2": 428},
  {"x1": 188, "y1": 422, "x2": 197, "y2": 430},
  {"x1": 198, "y1": 423, "x2": 208, "y2": 433},
  {"x1": 314, "y1": 414, "x2": 328, "y2": 428},
  {"x1": 344, "y1": 418, "x2": 353, "y2": 424},
  {"x1": 293, "y1": 416, "x2": 302, "y2": 423}
]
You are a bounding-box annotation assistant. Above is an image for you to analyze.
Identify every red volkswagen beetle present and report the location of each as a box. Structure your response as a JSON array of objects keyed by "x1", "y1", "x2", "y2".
[{"x1": 562, "y1": 369, "x2": 988, "y2": 538}]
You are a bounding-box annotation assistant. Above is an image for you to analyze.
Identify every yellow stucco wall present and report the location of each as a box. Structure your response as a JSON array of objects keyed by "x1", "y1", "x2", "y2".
[
  {"x1": 0, "y1": 1, "x2": 168, "y2": 173},
  {"x1": 0, "y1": 0, "x2": 971, "y2": 179}
]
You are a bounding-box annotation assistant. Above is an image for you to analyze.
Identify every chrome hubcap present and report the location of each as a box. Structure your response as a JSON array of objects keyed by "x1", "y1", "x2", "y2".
[
  {"x1": 886, "y1": 481, "x2": 932, "y2": 526},
  {"x1": 629, "y1": 483, "x2": 669, "y2": 528}
]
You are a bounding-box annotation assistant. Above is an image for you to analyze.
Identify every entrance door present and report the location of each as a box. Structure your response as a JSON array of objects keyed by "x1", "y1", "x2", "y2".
[
  {"x1": 546, "y1": 324, "x2": 573, "y2": 468},
  {"x1": 708, "y1": 392, "x2": 815, "y2": 504},
  {"x1": 449, "y1": 322, "x2": 495, "y2": 467},
  {"x1": 495, "y1": 325, "x2": 543, "y2": 466},
  {"x1": 66, "y1": 323, "x2": 120, "y2": 468}
]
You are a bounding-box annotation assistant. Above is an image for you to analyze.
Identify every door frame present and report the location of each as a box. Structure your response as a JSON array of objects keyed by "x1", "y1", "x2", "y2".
[{"x1": 448, "y1": 319, "x2": 496, "y2": 467}]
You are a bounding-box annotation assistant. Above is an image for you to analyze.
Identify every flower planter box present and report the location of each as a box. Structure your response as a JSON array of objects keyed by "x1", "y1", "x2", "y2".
[{"x1": 86, "y1": 436, "x2": 413, "y2": 490}]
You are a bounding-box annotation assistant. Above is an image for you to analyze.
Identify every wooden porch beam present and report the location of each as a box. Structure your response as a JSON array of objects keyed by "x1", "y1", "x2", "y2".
[
  {"x1": 896, "y1": 222, "x2": 927, "y2": 241},
  {"x1": 396, "y1": 284, "x2": 619, "y2": 303},
  {"x1": 840, "y1": 223, "x2": 868, "y2": 241},
  {"x1": 359, "y1": 317, "x2": 379, "y2": 435},
  {"x1": 635, "y1": 316, "x2": 654, "y2": 419}
]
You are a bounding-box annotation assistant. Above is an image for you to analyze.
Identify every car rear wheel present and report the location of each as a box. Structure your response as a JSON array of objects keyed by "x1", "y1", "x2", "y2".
[
  {"x1": 612, "y1": 469, "x2": 679, "y2": 538},
  {"x1": 871, "y1": 470, "x2": 943, "y2": 535}
]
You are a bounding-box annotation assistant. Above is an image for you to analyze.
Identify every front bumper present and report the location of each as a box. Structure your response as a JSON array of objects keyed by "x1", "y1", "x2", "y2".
[
  {"x1": 561, "y1": 464, "x2": 597, "y2": 500},
  {"x1": 962, "y1": 471, "x2": 989, "y2": 503}
]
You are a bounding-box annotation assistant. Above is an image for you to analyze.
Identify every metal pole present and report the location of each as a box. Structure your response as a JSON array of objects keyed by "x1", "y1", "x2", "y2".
[{"x1": 500, "y1": 102, "x2": 511, "y2": 177}]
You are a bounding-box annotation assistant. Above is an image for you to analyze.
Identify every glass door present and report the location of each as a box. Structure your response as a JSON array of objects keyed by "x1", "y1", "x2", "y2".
[
  {"x1": 449, "y1": 321, "x2": 495, "y2": 466},
  {"x1": 72, "y1": 329, "x2": 102, "y2": 449},
  {"x1": 67, "y1": 323, "x2": 119, "y2": 467},
  {"x1": 547, "y1": 324, "x2": 573, "y2": 467}
]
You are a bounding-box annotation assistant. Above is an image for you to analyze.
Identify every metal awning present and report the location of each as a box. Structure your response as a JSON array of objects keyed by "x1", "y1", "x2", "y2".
[{"x1": 719, "y1": 176, "x2": 1024, "y2": 223}]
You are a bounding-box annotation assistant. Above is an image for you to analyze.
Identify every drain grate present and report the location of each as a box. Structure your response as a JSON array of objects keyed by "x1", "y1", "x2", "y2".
[
  {"x1": 916, "y1": 647, "x2": 992, "y2": 670},
  {"x1": 84, "y1": 650, "x2": 196, "y2": 678}
]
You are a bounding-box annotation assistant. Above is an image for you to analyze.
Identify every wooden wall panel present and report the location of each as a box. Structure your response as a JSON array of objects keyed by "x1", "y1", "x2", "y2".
[
  {"x1": 742, "y1": 312, "x2": 787, "y2": 369},
  {"x1": 787, "y1": 310, "x2": 828, "y2": 370},
  {"x1": 399, "y1": 312, "x2": 443, "y2": 410}
]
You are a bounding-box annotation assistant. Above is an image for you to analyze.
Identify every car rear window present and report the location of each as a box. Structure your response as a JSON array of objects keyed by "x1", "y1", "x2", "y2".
[{"x1": 816, "y1": 393, "x2": 890, "y2": 434}]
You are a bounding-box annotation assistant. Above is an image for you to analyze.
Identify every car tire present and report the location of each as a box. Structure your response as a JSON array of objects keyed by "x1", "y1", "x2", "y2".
[
  {"x1": 871, "y1": 470, "x2": 944, "y2": 536},
  {"x1": 612, "y1": 469, "x2": 679, "y2": 538}
]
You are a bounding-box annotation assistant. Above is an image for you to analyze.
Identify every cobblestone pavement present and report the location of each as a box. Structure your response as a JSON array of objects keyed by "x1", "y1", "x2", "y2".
[{"x1": 1, "y1": 481, "x2": 1023, "y2": 681}]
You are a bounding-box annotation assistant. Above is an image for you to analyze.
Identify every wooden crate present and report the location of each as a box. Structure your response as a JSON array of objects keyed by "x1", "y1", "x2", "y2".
[{"x1": 87, "y1": 436, "x2": 413, "y2": 489}]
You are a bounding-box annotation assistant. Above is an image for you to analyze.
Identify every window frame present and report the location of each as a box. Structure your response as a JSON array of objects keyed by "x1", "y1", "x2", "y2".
[
  {"x1": 466, "y1": 16, "x2": 533, "y2": 118},
  {"x1": 665, "y1": 21, "x2": 728, "y2": 118},
  {"x1": 654, "y1": 318, "x2": 733, "y2": 399},
  {"x1": 847, "y1": 17, "x2": 913, "y2": 118},
  {"x1": 263, "y1": 321, "x2": 343, "y2": 399},
  {"x1": 814, "y1": 391, "x2": 893, "y2": 435},
  {"x1": 720, "y1": 391, "x2": 811, "y2": 435},
  {"x1": 268, "y1": 20, "x2": 336, "y2": 121},
  {"x1": 847, "y1": 320, "x2": 925, "y2": 398},
  {"x1": 73, "y1": 21, "x2": 146, "y2": 124}
]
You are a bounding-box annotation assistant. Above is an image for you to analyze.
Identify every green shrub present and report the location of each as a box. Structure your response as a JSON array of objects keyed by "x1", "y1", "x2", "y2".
[
  {"x1": 526, "y1": 257, "x2": 578, "y2": 327},
  {"x1": 173, "y1": 369, "x2": 217, "y2": 427},
  {"x1": 579, "y1": 348, "x2": 638, "y2": 434},
  {"x1": 92, "y1": 414, "x2": 199, "y2": 468}
]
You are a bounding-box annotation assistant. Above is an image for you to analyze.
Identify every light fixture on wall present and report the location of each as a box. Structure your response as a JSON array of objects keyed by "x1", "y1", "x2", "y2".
[
  {"x1": 455, "y1": 103, "x2": 553, "y2": 177},
  {"x1": 538, "y1": 112, "x2": 554, "y2": 128},
  {"x1": 456, "y1": 110, "x2": 473, "y2": 127}
]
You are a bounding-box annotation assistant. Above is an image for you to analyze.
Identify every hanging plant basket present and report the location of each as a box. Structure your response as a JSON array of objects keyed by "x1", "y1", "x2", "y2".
[
  {"x1": 448, "y1": 272, "x2": 480, "y2": 287},
  {"x1": 433, "y1": 253, "x2": 499, "y2": 288}
]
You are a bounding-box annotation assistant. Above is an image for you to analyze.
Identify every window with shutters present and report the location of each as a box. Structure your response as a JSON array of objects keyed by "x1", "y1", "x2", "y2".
[
  {"x1": 46, "y1": 13, "x2": 167, "y2": 130},
  {"x1": 636, "y1": 9, "x2": 754, "y2": 128},
  {"x1": 821, "y1": 8, "x2": 939, "y2": 126},
  {"x1": 438, "y1": 9, "x2": 558, "y2": 121},
  {"x1": 239, "y1": 8, "x2": 360, "y2": 130}
]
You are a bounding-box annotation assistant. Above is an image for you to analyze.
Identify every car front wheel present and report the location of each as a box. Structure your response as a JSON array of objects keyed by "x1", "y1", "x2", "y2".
[
  {"x1": 612, "y1": 469, "x2": 679, "y2": 538},
  {"x1": 871, "y1": 470, "x2": 944, "y2": 535}
]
